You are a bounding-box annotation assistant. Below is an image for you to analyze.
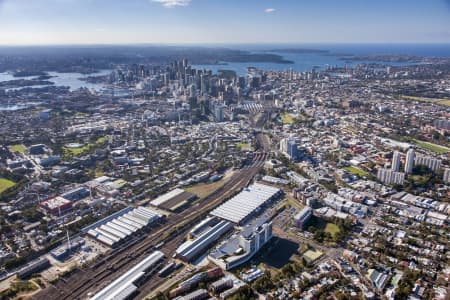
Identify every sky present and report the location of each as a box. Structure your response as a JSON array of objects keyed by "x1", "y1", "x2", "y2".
[{"x1": 0, "y1": 0, "x2": 449, "y2": 45}]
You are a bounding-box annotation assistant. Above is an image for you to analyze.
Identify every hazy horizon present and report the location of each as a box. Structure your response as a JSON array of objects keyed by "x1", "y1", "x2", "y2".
[
  {"x1": 0, "y1": 0, "x2": 449, "y2": 45},
  {"x1": 0, "y1": 42, "x2": 450, "y2": 47}
]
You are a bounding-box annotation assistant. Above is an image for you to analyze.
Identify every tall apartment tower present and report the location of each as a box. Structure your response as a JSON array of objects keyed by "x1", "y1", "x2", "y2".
[
  {"x1": 405, "y1": 148, "x2": 415, "y2": 174},
  {"x1": 444, "y1": 168, "x2": 450, "y2": 184},
  {"x1": 391, "y1": 151, "x2": 401, "y2": 172}
]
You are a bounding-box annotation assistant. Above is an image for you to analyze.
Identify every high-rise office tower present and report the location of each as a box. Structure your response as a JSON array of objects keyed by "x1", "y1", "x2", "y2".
[
  {"x1": 200, "y1": 74, "x2": 208, "y2": 94},
  {"x1": 189, "y1": 84, "x2": 196, "y2": 98},
  {"x1": 182, "y1": 58, "x2": 188, "y2": 68},
  {"x1": 214, "y1": 105, "x2": 224, "y2": 122}
]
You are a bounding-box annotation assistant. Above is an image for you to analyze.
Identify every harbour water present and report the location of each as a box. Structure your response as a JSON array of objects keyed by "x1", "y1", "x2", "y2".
[
  {"x1": 194, "y1": 43, "x2": 450, "y2": 75},
  {"x1": 0, "y1": 69, "x2": 110, "y2": 92},
  {"x1": 1, "y1": 44, "x2": 449, "y2": 91}
]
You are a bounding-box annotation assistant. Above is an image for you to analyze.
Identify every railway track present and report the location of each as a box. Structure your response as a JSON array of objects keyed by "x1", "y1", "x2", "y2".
[
  {"x1": 33, "y1": 155, "x2": 265, "y2": 300},
  {"x1": 134, "y1": 162, "x2": 264, "y2": 299}
]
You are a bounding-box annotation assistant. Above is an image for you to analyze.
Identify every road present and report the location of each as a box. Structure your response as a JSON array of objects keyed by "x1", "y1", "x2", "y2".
[
  {"x1": 32, "y1": 154, "x2": 266, "y2": 300},
  {"x1": 272, "y1": 204, "x2": 381, "y2": 297}
]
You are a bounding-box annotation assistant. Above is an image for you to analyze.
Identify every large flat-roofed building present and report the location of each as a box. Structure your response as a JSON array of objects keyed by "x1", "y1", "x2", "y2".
[
  {"x1": 150, "y1": 188, "x2": 197, "y2": 211},
  {"x1": 39, "y1": 197, "x2": 72, "y2": 216},
  {"x1": 82, "y1": 206, "x2": 161, "y2": 247},
  {"x1": 60, "y1": 186, "x2": 90, "y2": 201},
  {"x1": 175, "y1": 219, "x2": 233, "y2": 262},
  {"x1": 261, "y1": 176, "x2": 289, "y2": 186},
  {"x1": 210, "y1": 183, "x2": 282, "y2": 224},
  {"x1": 17, "y1": 258, "x2": 50, "y2": 279},
  {"x1": 294, "y1": 206, "x2": 312, "y2": 229},
  {"x1": 90, "y1": 251, "x2": 164, "y2": 300},
  {"x1": 174, "y1": 289, "x2": 209, "y2": 300}
]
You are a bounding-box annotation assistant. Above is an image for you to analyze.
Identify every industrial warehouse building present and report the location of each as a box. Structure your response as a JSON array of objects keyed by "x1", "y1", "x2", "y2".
[
  {"x1": 175, "y1": 219, "x2": 233, "y2": 262},
  {"x1": 90, "y1": 251, "x2": 164, "y2": 300},
  {"x1": 82, "y1": 206, "x2": 161, "y2": 247},
  {"x1": 17, "y1": 258, "x2": 50, "y2": 279},
  {"x1": 210, "y1": 183, "x2": 282, "y2": 224},
  {"x1": 150, "y1": 188, "x2": 196, "y2": 211}
]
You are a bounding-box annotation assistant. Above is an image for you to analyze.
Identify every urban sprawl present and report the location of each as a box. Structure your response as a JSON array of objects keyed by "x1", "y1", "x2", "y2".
[{"x1": 0, "y1": 56, "x2": 450, "y2": 300}]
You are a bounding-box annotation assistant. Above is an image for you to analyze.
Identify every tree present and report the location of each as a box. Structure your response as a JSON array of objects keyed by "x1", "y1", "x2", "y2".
[
  {"x1": 252, "y1": 271, "x2": 275, "y2": 293},
  {"x1": 228, "y1": 285, "x2": 255, "y2": 300},
  {"x1": 22, "y1": 207, "x2": 44, "y2": 223}
]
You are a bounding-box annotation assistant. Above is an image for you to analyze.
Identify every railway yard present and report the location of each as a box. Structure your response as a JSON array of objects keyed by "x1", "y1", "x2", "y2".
[
  {"x1": 2, "y1": 51, "x2": 449, "y2": 300},
  {"x1": 31, "y1": 153, "x2": 267, "y2": 300}
]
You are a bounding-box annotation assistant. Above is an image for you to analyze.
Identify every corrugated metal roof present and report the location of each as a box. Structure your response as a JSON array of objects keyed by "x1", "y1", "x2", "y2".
[
  {"x1": 210, "y1": 183, "x2": 280, "y2": 223},
  {"x1": 90, "y1": 251, "x2": 164, "y2": 300}
]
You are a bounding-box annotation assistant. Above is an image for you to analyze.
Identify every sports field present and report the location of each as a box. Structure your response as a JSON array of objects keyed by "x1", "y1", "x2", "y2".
[{"x1": 0, "y1": 178, "x2": 16, "y2": 193}]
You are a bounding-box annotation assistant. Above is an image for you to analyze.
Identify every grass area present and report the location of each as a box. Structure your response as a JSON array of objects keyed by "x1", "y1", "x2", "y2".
[
  {"x1": 285, "y1": 194, "x2": 304, "y2": 210},
  {"x1": 407, "y1": 175, "x2": 431, "y2": 187},
  {"x1": 412, "y1": 139, "x2": 449, "y2": 154},
  {"x1": 114, "y1": 179, "x2": 127, "y2": 186},
  {"x1": 410, "y1": 175, "x2": 426, "y2": 181},
  {"x1": 343, "y1": 166, "x2": 369, "y2": 177},
  {"x1": 437, "y1": 100, "x2": 450, "y2": 107},
  {"x1": 11, "y1": 280, "x2": 37, "y2": 292},
  {"x1": 401, "y1": 95, "x2": 450, "y2": 108},
  {"x1": 96, "y1": 136, "x2": 109, "y2": 144},
  {"x1": 185, "y1": 178, "x2": 229, "y2": 199},
  {"x1": 324, "y1": 223, "x2": 340, "y2": 236},
  {"x1": 9, "y1": 144, "x2": 26, "y2": 153},
  {"x1": 400, "y1": 95, "x2": 430, "y2": 102},
  {"x1": 64, "y1": 145, "x2": 88, "y2": 156},
  {"x1": 236, "y1": 142, "x2": 253, "y2": 151},
  {"x1": 0, "y1": 279, "x2": 38, "y2": 299},
  {"x1": 281, "y1": 113, "x2": 295, "y2": 125},
  {"x1": 63, "y1": 135, "x2": 109, "y2": 157},
  {"x1": 0, "y1": 178, "x2": 16, "y2": 194},
  {"x1": 74, "y1": 112, "x2": 89, "y2": 118},
  {"x1": 95, "y1": 168, "x2": 104, "y2": 177},
  {"x1": 306, "y1": 215, "x2": 341, "y2": 238}
]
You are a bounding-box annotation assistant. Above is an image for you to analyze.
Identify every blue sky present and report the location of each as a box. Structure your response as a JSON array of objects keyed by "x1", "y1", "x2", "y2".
[{"x1": 0, "y1": 0, "x2": 449, "y2": 45}]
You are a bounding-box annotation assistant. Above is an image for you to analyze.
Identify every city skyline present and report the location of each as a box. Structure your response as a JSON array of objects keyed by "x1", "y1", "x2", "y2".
[
  {"x1": 0, "y1": 0, "x2": 449, "y2": 45},
  {"x1": 0, "y1": 1, "x2": 450, "y2": 298}
]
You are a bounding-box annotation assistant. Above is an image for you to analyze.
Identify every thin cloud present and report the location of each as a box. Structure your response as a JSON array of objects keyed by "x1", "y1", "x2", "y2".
[
  {"x1": 152, "y1": 0, "x2": 191, "y2": 8},
  {"x1": 264, "y1": 8, "x2": 276, "y2": 13}
]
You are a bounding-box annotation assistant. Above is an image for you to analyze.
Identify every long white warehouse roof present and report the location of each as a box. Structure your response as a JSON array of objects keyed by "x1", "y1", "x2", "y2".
[
  {"x1": 90, "y1": 251, "x2": 164, "y2": 300},
  {"x1": 210, "y1": 183, "x2": 281, "y2": 224},
  {"x1": 83, "y1": 206, "x2": 161, "y2": 246},
  {"x1": 150, "y1": 188, "x2": 185, "y2": 206}
]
